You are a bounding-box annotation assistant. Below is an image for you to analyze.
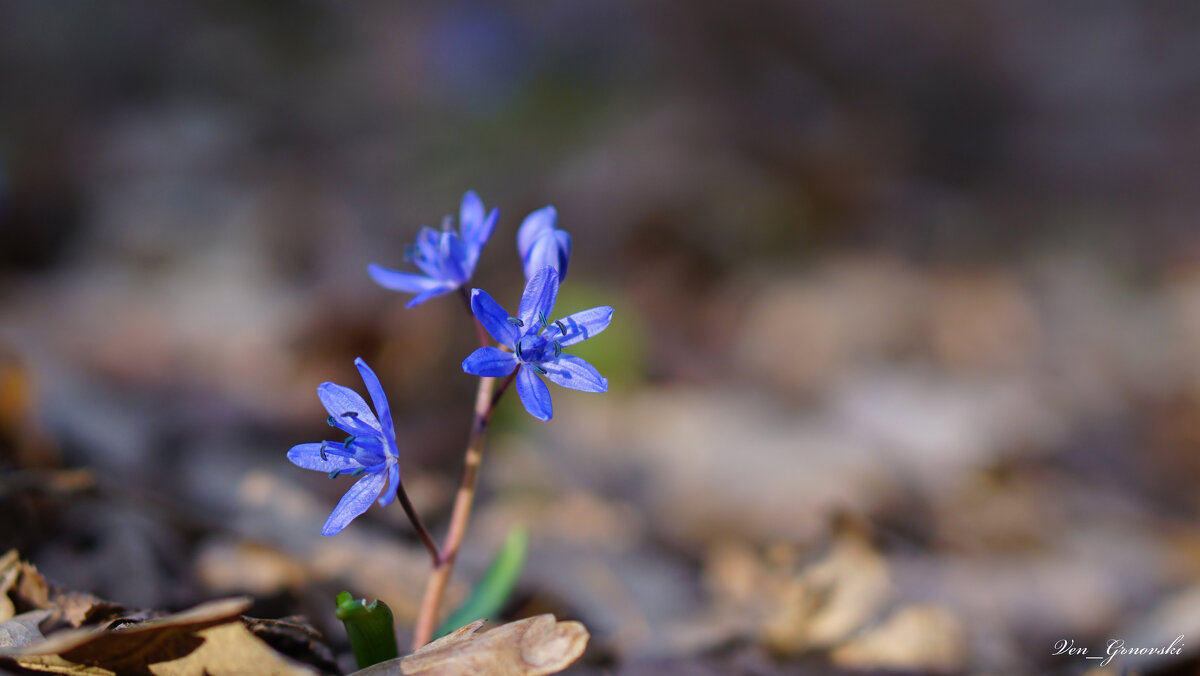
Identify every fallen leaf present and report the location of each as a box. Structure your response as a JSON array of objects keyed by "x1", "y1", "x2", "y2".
[
  {"x1": 4, "y1": 597, "x2": 318, "y2": 675},
  {"x1": 0, "y1": 550, "x2": 19, "y2": 622},
  {"x1": 247, "y1": 616, "x2": 340, "y2": 675},
  {"x1": 760, "y1": 522, "x2": 890, "y2": 654},
  {"x1": 0, "y1": 548, "x2": 49, "y2": 620},
  {"x1": 350, "y1": 614, "x2": 589, "y2": 676},
  {"x1": 0, "y1": 610, "x2": 51, "y2": 650},
  {"x1": 830, "y1": 605, "x2": 966, "y2": 671}
]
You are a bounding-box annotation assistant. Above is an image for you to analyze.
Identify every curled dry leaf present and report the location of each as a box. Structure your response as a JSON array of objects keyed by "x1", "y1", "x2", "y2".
[
  {"x1": 2, "y1": 549, "x2": 123, "y2": 634},
  {"x1": 2, "y1": 597, "x2": 319, "y2": 676},
  {"x1": 761, "y1": 524, "x2": 890, "y2": 654},
  {"x1": 0, "y1": 550, "x2": 19, "y2": 622},
  {"x1": 0, "y1": 548, "x2": 50, "y2": 621},
  {"x1": 351, "y1": 614, "x2": 589, "y2": 676}
]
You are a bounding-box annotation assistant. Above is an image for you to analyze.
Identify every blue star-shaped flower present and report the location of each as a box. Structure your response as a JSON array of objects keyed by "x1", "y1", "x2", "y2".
[
  {"x1": 462, "y1": 267, "x2": 612, "y2": 421},
  {"x1": 516, "y1": 206, "x2": 571, "y2": 282},
  {"x1": 287, "y1": 358, "x2": 401, "y2": 535},
  {"x1": 368, "y1": 191, "x2": 499, "y2": 307}
]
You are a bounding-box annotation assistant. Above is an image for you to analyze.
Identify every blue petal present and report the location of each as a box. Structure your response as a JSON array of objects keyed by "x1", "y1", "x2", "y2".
[
  {"x1": 287, "y1": 443, "x2": 361, "y2": 472},
  {"x1": 412, "y1": 227, "x2": 445, "y2": 278},
  {"x1": 355, "y1": 358, "x2": 397, "y2": 454},
  {"x1": 552, "y1": 306, "x2": 614, "y2": 347},
  {"x1": 318, "y1": 382, "x2": 382, "y2": 433},
  {"x1": 377, "y1": 463, "x2": 400, "y2": 507},
  {"x1": 459, "y1": 191, "x2": 485, "y2": 240},
  {"x1": 439, "y1": 231, "x2": 468, "y2": 283},
  {"x1": 405, "y1": 283, "x2": 457, "y2": 308},
  {"x1": 347, "y1": 435, "x2": 387, "y2": 468},
  {"x1": 321, "y1": 470, "x2": 387, "y2": 536},
  {"x1": 367, "y1": 265, "x2": 441, "y2": 294},
  {"x1": 552, "y1": 230, "x2": 571, "y2": 280},
  {"x1": 465, "y1": 207, "x2": 499, "y2": 271},
  {"x1": 519, "y1": 267, "x2": 559, "y2": 329},
  {"x1": 462, "y1": 347, "x2": 519, "y2": 377},
  {"x1": 471, "y1": 288, "x2": 519, "y2": 345},
  {"x1": 522, "y1": 230, "x2": 570, "y2": 281},
  {"x1": 516, "y1": 206, "x2": 557, "y2": 260},
  {"x1": 542, "y1": 354, "x2": 608, "y2": 393},
  {"x1": 515, "y1": 366, "x2": 553, "y2": 421}
]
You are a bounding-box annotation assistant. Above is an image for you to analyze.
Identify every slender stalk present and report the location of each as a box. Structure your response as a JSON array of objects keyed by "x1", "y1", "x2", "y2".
[
  {"x1": 411, "y1": 370, "x2": 517, "y2": 649},
  {"x1": 395, "y1": 479, "x2": 441, "y2": 566}
]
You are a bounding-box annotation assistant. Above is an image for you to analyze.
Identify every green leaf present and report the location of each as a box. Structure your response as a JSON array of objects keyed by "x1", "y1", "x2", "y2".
[
  {"x1": 436, "y1": 526, "x2": 529, "y2": 638},
  {"x1": 336, "y1": 591, "x2": 398, "y2": 669}
]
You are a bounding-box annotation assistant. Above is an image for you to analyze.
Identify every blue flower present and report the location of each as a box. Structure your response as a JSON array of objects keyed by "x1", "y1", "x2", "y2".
[
  {"x1": 287, "y1": 358, "x2": 402, "y2": 535},
  {"x1": 516, "y1": 206, "x2": 571, "y2": 282},
  {"x1": 369, "y1": 191, "x2": 499, "y2": 307},
  {"x1": 462, "y1": 267, "x2": 612, "y2": 421}
]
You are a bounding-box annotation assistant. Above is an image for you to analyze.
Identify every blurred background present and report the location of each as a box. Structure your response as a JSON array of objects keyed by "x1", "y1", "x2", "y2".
[{"x1": 3, "y1": 2, "x2": 1200, "y2": 674}]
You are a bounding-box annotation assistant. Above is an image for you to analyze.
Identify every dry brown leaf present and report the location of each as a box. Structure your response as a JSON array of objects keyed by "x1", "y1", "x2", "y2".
[
  {"x1": 0, "y1": 550, "x2": 19, "y2": 622},
  {"x1": 351, "y1": 614, "x2": 589, "y2": 676},
  {"x1": 4, "y1": 597, "x2": 318, "y2": 675},
  {"x1": 0, "y1": 610, "x2": 51, "y2": 650},
  {"x1": 830, "y1": 605, "x2": 966, "y2": 671},
  {"x1": 0, "y1": 548, "x2": 50, "y2": 622},
  {"x1": 760, "y1": 524, "x2": 890, "y2": 654}
]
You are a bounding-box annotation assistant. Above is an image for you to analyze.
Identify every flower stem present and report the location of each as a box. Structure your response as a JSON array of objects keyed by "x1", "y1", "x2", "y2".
[
  {"x1": 394, "y1": 479, "x2": 441, "y2": 566},
  {"x1": 411, "y1": 370, "x2": 517, "y2": 649}
]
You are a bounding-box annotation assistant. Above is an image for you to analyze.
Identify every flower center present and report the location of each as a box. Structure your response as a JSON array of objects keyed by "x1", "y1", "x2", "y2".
[{"x1": 516, "y1": 334, "x2": 553, "y2": 364}]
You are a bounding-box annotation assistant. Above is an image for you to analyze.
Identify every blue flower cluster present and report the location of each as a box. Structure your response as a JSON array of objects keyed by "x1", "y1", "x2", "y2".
[{"x1": 289, "y1": 192, "x2": 612, "y2": 533}]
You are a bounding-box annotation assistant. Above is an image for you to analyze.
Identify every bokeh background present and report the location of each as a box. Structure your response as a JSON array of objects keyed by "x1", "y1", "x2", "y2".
[{"x1": 4, "y1": 2, "x2": 1200, "y2": 674}]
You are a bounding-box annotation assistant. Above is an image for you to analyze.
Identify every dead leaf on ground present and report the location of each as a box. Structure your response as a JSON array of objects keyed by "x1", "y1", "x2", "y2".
[
  {"x1": 760, "y1": 521, "x2": 890, "y2": 654},
  {"x1": 352, "y1": 614, "x2": 589, "y2": 676},
  {"x1": 0, "y1": 548, "x2": 50, "y2": 621},
  {"x1": 2, "y1": 548, "x2": 125, "y2": 633},
  {"x1": 1, "y1": 597, "x2": 319, "y2": 675},
  {"x1": 0, "y1": 550, "x2": 19, "y2": 622},
  {"x1": 0, "y1": 609, "x2": 51, "y2": 650},
  {"x1": 830, "y1": 604, "x2": 966, "y2": 671}
]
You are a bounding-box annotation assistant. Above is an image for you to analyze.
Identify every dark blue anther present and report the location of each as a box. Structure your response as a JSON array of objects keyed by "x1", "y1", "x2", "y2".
[
  {"x1": 342, "y1": 411, "x2": 358, "y2": 418},
  {"x1": 556, "y1": 320, "x2": 567, "y2": 335},
  {"x1": 351, "y1": 467, "x2": 368, "y2": 477},
  {"x1": 515, "y1": 342, "x2": 524, "y2": 360},
  {"x1": 552, "y1": 342, "x2": 562, "y2": 357},
  {"x1": 328, "y1": 469, "x2": 341, "y2": 479},
  {"x1": 327, "y1": 416, "x2": 337, "y2": 427},
  {"x1": 344, "y1": 435, "x2": 356, "y2": 447},
  {"x1": 320, "y1": 442, "x2": 330, "y2": 461},
  {"x1": 538, "y1": 311, "x2": 549, "y2": 327},
  {"x1": 531, "y1": 364, "x2": 547, "y2": 375},
  {"x1": 507, "y1": 317, "x2": 524, "y2": 327}
]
